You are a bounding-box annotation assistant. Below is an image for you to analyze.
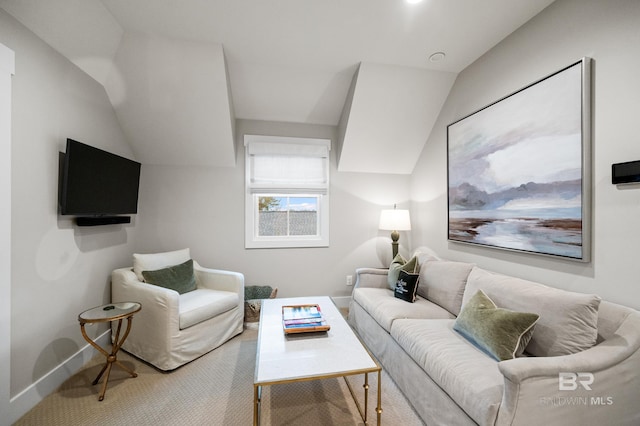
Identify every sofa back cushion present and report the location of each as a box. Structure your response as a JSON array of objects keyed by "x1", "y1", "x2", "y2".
[
  {"x1": 417, "y1": 260, "x2": 474, "y2": 316},
  {"x1": 412, "y1": 246, "x2": 441, "y2": 263},
  {"x1": 463, "y1": 267, "x2": 601, "y2": 357}
]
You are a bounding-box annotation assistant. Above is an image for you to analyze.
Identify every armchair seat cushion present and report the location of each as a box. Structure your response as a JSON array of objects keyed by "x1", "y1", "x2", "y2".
[{"x1": 179, "y1": 289, "x2": 239, "y2": 330}]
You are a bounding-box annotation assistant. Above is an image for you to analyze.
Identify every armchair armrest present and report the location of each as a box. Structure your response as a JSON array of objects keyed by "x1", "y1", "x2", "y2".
[
  {"x1": 111, "y1": 267, "x2": 180, "y2": 310},
  {"x1": 193, "y1": 261, "x2": 244, "y2": 314},
  {"x1": 354, "y1": 267, "x2": 389, "y2": 289},
  {"x1": 111, "y1": 267, "x2": 180, "y2": 352},
  {"x1": 193, "y1": 261, "x2": 244, "y2": 294}
]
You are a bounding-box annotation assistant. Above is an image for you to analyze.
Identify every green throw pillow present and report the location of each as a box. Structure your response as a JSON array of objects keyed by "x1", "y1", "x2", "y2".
[
  {"x1": 453, "y1": 289, "x2": 539, "y2": 361},
  {"x1": 387, "y1": 254, "x2": 419, "y2": 290},
  {"x1": 142, "y1": 259, "x2": 196, "y2": 295}
]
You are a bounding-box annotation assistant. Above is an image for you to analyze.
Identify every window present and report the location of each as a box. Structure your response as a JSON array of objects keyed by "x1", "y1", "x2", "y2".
[{"x1": 245, "y1": 135, "x2": 330, "y2": 248}]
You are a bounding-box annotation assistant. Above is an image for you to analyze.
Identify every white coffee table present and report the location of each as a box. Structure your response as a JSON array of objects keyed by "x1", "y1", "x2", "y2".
[{"x1": 253, "y1": 296, "x2": 382, "y2": 425}]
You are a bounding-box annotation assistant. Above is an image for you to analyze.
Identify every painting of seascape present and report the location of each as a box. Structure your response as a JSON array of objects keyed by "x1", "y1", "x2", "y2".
[{"x1": 447, "y1": 59, "x2": 591, "y2": 261}]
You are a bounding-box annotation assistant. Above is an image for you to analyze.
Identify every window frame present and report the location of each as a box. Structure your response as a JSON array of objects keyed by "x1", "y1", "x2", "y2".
[{"x1": 244, "y1": 135, "x2": 330, "y2": 249}]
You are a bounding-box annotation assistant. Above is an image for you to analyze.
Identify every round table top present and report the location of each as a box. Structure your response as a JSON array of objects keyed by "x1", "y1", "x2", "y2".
[{"x1": 78, "y1": 302, "x2": 141, "y2": 323}]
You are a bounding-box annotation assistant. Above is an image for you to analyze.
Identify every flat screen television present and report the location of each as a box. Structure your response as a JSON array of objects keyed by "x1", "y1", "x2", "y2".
[{"x1": 59, "y1": 139, "x2": 141, "y2": 225}]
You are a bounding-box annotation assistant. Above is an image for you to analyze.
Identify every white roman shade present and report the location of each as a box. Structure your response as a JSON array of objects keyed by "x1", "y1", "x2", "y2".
[{"x1": 245, "y1": 135, "x2": 331, "y2": 193}]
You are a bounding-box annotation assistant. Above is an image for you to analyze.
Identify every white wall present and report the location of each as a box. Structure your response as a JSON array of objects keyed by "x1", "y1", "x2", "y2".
[
  {"x1": 106, "y1": 33, "x2": 236, "y2": 167},
  {"x1": 411, "y1": 0, "x2": 640, "y2": 309},
  {"x1": 0, "y1": 9, "x2": 138, "y2": 412},
  {"x1": 135, "y1": 119, "x2": 413, "y2": 299}
]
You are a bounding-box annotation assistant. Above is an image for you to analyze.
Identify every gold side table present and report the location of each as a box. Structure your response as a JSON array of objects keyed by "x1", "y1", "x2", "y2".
[{"x1": 78, "y1": 302, "x2": 142, "y2": 401}]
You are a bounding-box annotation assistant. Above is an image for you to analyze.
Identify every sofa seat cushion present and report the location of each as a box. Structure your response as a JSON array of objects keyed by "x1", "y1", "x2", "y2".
[
  {"x1": 179, "y1": 289, "x2": 239, "y2": 330},
  {"x1": 391, "y1": 319, "x2": 503, "y2": 426},
  {"x1": 353, "y1": 287, "x2": 454, "y2": 333}
]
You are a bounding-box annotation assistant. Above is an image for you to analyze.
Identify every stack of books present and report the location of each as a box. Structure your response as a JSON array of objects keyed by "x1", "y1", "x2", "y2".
[{"x1": 282, "y1": 304, "x2": 331, "y2": 334}]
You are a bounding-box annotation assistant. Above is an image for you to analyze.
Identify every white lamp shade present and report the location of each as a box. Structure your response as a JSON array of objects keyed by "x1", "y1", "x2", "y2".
[{"x1": 379, "y1": 209, "x2": 411, "y2": 231}]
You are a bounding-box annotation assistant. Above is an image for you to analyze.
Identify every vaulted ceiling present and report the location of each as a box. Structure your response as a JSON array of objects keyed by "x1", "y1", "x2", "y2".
[{"x1": 0, "y1": 0, "x2": 556, "y2": 172}]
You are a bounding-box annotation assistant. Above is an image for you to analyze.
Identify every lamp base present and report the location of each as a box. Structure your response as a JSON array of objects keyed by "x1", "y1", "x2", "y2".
[{"x1": 390, "y1": 230, "x2": 400, "y2": 259}]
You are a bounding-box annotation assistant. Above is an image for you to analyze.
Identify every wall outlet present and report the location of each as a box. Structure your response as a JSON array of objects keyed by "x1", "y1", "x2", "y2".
[{"x1": 346, "y1": 275, "x2": 353, "y2": 286}]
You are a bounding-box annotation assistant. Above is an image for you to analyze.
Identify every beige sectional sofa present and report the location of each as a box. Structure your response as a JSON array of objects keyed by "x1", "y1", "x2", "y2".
[{"x1": 348, "y1": 250, "x2": 640, "y2": 426}]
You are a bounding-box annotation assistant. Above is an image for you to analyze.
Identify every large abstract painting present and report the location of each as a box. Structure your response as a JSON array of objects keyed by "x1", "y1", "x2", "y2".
[{"x1": 447, "y1": 58, "x2": 591, "y2": 261}]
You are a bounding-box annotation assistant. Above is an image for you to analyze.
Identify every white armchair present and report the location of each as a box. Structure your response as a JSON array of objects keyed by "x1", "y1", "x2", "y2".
[{"x1": 111, "y1": 250, "x2": 244, "y2": 371}]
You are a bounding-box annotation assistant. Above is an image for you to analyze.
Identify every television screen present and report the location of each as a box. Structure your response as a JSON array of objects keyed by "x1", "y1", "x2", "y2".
[{"x1": 59, "y1": 139, "x2": 141, "y2": 216}]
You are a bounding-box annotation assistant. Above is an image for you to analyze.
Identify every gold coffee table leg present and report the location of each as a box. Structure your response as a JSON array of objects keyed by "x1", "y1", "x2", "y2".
[
  {"x1": 376, "y1": 369, "x2": 383, "y2": 424},
  {"x1": 344, "y1": 370, "x2": 382, "y2": 425},
  {"x1": 253, "y1": 385, "x2": 262, "y2": 426},
  {"x1": 363, "y1": 373, "x2": 369, "y2": 423}
]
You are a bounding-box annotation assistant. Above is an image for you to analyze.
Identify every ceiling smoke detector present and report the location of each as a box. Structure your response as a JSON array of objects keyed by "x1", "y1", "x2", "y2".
[{"x1": 429, "y1": 52, "x2": 446, "y2": 62}]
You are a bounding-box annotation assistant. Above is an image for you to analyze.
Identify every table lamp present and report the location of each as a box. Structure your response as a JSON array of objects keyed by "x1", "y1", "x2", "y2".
[{"x1": 379, "y1": 205, "x2": 411, "y2": 258}]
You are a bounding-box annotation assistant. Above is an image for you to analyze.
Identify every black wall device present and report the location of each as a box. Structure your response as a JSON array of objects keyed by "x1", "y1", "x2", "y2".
[
  {"x1": 76, "y1": 216, "x2": 131, "y2": 227},
  {"x1": 612, "y1": 160, "x2": 640, "y2": 185}
]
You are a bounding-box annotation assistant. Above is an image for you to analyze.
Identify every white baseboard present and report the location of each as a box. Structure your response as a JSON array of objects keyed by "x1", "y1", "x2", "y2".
[
  {"x1": 331, "y1": 296, "x2": 351, "y2": 309},
  {"x1": 10, "y1": 330, "x2": 110, "y2": 424}
]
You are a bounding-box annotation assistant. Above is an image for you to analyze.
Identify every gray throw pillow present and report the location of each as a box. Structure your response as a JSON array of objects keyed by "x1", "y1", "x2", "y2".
[
  {"x1": 387, "y1": 254, "x2": 418, "y2": 290},
  {"x1": 454, "y1": 289, "x2": 539, "y2": 361},
  {"x1": 142, "y1": 259, "x2": 196, "y2": 294}
]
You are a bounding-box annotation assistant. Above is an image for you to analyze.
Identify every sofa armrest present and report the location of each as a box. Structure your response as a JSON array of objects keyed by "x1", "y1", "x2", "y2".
[
  {"x1": 496, "y1": 312, "x2": 640, "y2": 426},
  {"x1": 499, "y1": 335, "x2": 640, "y2": 384},
  {"x1": 354, "y1": 267, "x2": 389, "y2": 289}
]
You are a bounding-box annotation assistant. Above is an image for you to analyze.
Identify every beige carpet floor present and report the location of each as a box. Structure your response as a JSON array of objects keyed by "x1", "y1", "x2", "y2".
[{"x1": 14, "y1": 327, "x2": 424, "y2": 425}]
